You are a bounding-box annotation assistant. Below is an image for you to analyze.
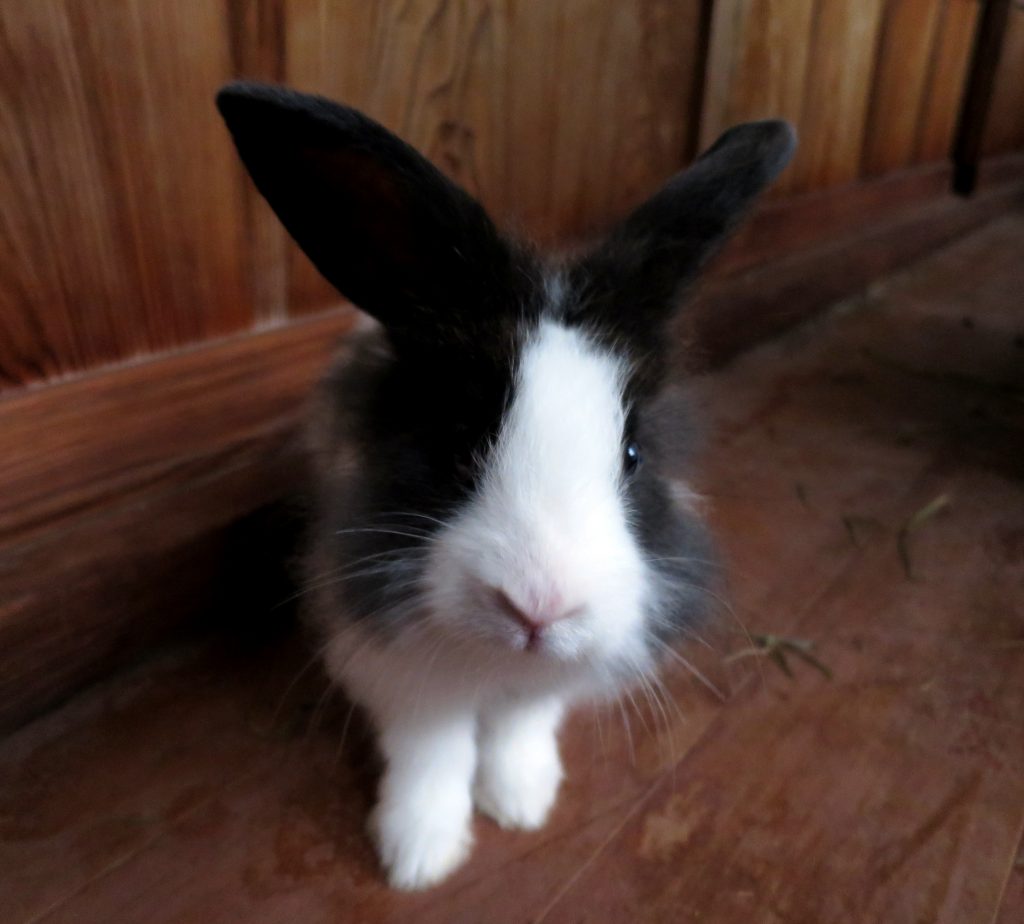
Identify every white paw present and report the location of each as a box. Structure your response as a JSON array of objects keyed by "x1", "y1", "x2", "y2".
[
  {"x1": 474, "y1": 744, "x2": 563, "y2": 830},
  {"x1": 370, "y1": 792, "x2": 473, "y2": 890}
]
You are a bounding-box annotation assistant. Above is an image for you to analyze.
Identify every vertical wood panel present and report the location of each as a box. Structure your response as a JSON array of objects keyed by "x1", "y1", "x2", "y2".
[
  {"x1": 796, "y1": 0, "x2": 887, "y2": 190},
  {"x1": 702, "y1": 0, "x2": 888, "y2": 194},
  {"x1": 983, "y1": 6, "x2": 1024, "y2": 157},
  {"x1": 916, "y1": 0, "x2": 982, "y2": 163},
  {"x1": 283, "y1": 0, "x2": 704, "y2": 314},
  {"x1": 861, "y1": 0, "x2": 944, "y2": 176},
  {"x1": 701, "y1": 0, "x2": 986, "y2": 194},
  {"x1": 0, "y1": 1, "x2": 251, "y2": 388},
  {"x1": 700, "y1": 0, "x2": 815, "y2": 194},
  {"x1": 226, "y1": 0, "x2": 290, "y2": 326},
  {"x1": 0, "y1": 0, "x2": 1008, "y2": 389}
]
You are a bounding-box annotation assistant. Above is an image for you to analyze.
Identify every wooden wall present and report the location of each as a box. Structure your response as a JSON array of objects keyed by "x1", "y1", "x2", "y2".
[
  {"x1": 0, "y1": 2, "x2": 250, "y2": 385},
  {"x1": 700, "y1": 0, "x2": 983, "y2": 194},
  {"x1": 1, "y1": 0, "x2": 1022, "y2": 731},
  {"x1": 280, "y1": 0, "x2": 707, "y2": 307},
  {"x1": 0, "y1": 0, "x2": 707, "y2": 389},
  {"x1": 983, "y1": 4, "x2": 1024, "y2": 157},
  {"x1": 4, "y1": 0, "x2": 1015, "y2": 391}
]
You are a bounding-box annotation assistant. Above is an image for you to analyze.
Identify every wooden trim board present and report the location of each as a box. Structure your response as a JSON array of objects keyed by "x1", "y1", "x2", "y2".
[
  {"x1": 0, "y1": 310, "x2": 354, "y2": 732},
  {"x1": 691, "y1": 170, "x2": 1024, "y2": 367}
]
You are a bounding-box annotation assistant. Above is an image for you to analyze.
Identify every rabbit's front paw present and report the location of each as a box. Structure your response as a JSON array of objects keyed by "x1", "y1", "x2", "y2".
[
  {"x1": 370, "y1": 787, "x2": 473, "y2": 890},
  {"x1": 475, "y1": 729, "x2": 563, "y2": 830}
]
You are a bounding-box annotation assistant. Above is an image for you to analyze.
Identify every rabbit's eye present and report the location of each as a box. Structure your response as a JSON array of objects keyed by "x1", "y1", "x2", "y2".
[{"x1": 623, "y1": 441, "x2": 642, "y2": 476}]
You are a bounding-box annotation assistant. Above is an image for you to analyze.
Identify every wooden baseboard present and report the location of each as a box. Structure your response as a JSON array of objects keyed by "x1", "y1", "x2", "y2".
[
  {"x1": 712, "y1": 162, "x2": 955, "y2": 278},
  {"x1": 690, "y1": 165, "x2": 1024, "y2": 367},
  {"x1": 2, "y1": 159, "x2": 1022, "y2": 732},
  {"x1": 975, "y1": 151, "x2": 1024, "y2": 191},
  {"x1": 0, "y1": 311, "x2": 353, "y2": 732}
]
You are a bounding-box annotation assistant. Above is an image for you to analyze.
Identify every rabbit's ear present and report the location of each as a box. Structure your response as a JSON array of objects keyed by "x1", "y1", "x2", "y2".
[
  {"x1": 217, "y1": 82, "x2": 520, "y2": 350},
  {"x1": 570, "y1": 120, "x2": 796, "y2": 336}
]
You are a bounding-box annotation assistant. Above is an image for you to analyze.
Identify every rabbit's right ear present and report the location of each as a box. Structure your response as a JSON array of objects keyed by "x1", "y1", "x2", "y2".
[
  {"x1": 568, "y1": 120, "x2": 796, "y2": 349},
  {"x1": 216, "y1": 82, "x2": 519, "y2": 350}
]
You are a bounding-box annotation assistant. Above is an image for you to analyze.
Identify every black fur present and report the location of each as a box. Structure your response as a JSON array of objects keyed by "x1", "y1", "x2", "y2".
[
  {"x1": 217, "y1": 82, "x2": 794, "y2": 650},
  {"x1": 566, "y1": 120, "x2": 796, "y2": 398},
  {"x1": 216, "y1": 82, "x2": 541, "y2": 364},
  {"x1": 305, "y1": 330, "x2": 529, "y2": 633}
]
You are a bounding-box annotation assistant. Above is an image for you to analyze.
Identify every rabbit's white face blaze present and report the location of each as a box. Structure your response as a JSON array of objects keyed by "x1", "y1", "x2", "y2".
[{"x1": 425, "y1": 319, "x2": 651, "y2": 673}]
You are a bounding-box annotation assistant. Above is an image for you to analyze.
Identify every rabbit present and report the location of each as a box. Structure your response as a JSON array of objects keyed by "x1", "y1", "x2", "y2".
[{"x1": 216, "y1": 81, "x2": 795, "y2": 890}]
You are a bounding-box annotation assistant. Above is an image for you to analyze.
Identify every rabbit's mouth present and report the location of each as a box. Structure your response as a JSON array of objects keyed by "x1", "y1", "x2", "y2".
[
  {"x1": 486, "y1": 584, "x2": 587, "y2": 654},
  {"x1": 445, "y1": 592, "x2": 620, "y2": 668}
]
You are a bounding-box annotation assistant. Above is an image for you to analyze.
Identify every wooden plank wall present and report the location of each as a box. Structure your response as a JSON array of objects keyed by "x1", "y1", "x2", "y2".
[
  {"x1": 700, "y1": 0, "x2": 983, "y2": 194},
  {"x1": 0, "y1": 0, "x2": 1021, "y2": 731},
  {"x1": 0, "y1": 1, "x2": 249, "y2": 385},
  {"x1": 280, "y1": 0, "x2": 707, "y2": 308},
  {"x1": 0, "y1": 0, "x2": 706, "y2": 389},
  {"x1": 983, "y1": 4, "x2": 1024, "y2": 157},
  {"x1": 2, "y1": 0, "x2": 1006, "y2": 392}
]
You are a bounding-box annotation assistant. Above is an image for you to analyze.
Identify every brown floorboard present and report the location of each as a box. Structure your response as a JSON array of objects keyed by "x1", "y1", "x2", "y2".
[{"x1": 1, "y1": 213, "x2": 1022, "y2": 924}]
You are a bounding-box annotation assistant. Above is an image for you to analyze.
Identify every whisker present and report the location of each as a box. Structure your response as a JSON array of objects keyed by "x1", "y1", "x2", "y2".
[
  {"x1": 644, "y1": 555, "x2": 724, "y2": 570},
  {"x1": 285, "y1": 553, "x2": 430, "y2": 608},
  {"x1": 633, "y1": 670, "x2": 672, "y2": 768},
  {"x1": 614, "y1": 695, "x2": 636, "y2": 766},
  {"x1": 332, "y1": 698, "x2": 361, "y2": 773},
  {"x1": 333, "y1": 526, "x2": 437, "y2": 543},
  {"x1": 263, "y1": 642, "x2": 333, "y2": 736},
  {"x1": 651, "y1": 637, "x2": 726, "y2": 703},
  {"x1": 304, "y1": 676, "x2": 339, "y2": 742},
  {"x1": 652, "y1": 574, "x2": 759, "y2": 666},
  {"x1": 366, "y1": 510, "x2": 450, "y2": 530}
]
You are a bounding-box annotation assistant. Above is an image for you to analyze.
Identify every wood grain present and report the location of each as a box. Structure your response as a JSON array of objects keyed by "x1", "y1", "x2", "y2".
[
  {"x1": 797, "y1": 0, "x2": 887, "y2": 190},
  {"x1": 284, "y1": 0, "x2": 704, "y2": 251},
  {"x1": 226, "y1": 0, "x2": 291, "y2": 326},
  {"x1": 953, "y1": 0, "x2": 1014, "y2": 192},
  {"x1": 916, "y1": 0, "x2": 983, "y2": 163},
  {"x1": 996, "y1": 829, "x2": 1024, "y2": 924},
  {"x1": 548, "y1": 214, "x2": 1024, "y2": 923},
  {"x1": 701, "y1": 0, "x2": 889, "y2": 193},
  {"x1": 715, "y1": 161, "x2": 954, "y2": 277},
  {"x1": 0, "y1": 0, "x2": 1013, "y2": 393},
  {"x1": 700, "y1": 0, "x2": 816, "y2": 195},
  {"x1": 701, "y1": 0, "x2": 988, "y2": 194},
  {"x1": 983, "y1": 5, "x2": 1024, "y2": 157},
  {"x1": 0, "y1": 309, "x2": 354, "y2": 731},
  {"x1": 692, "y1": 176, "x2": 1024, "y2": 367},
  {"x1": 862, "y1": 0, "x2": 944, "y2": 176},
  {"x1": 0, "y1": 1, "x2": 250, "y2": 387}
]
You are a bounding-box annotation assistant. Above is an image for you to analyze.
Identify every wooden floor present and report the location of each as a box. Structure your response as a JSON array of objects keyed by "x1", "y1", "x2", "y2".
[{"x1": 2, "y1": 213, "x2": 1023, "y2": 924}]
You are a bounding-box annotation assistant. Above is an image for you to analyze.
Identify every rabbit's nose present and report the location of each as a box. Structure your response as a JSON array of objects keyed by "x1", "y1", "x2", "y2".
[{"x1": 489, "y1": 586, "x2": 583, "y2": 649}]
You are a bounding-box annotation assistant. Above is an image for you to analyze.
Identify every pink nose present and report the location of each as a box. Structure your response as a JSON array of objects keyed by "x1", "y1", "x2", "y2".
[{"x1": 490, "y1": 587, "x2": 581, "y2": 649}]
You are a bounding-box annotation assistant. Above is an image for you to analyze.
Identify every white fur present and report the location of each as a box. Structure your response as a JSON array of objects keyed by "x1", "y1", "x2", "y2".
[
  {"x1": 369, "y1": 704, "x2": 476, "y2": 889},
  {"x1": 325, "y1": 319, "x2": 653, "y2": 889},
  {"x1": 474, "y1": 696, "x2": 565, "y2": 829}
]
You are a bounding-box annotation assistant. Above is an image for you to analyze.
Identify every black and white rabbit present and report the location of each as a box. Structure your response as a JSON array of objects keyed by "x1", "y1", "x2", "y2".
[{"x1": 217, "y1": 83, "x2": 795, "y2": 890}]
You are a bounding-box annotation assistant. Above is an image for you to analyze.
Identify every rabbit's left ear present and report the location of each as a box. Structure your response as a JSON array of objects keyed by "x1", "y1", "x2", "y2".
[
  {"x1": 216, "y1": 82, "x2": 525, "y2": 354},
  {"x1": 569, "y1": 120, "x2": 796, "y2": 336}
]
